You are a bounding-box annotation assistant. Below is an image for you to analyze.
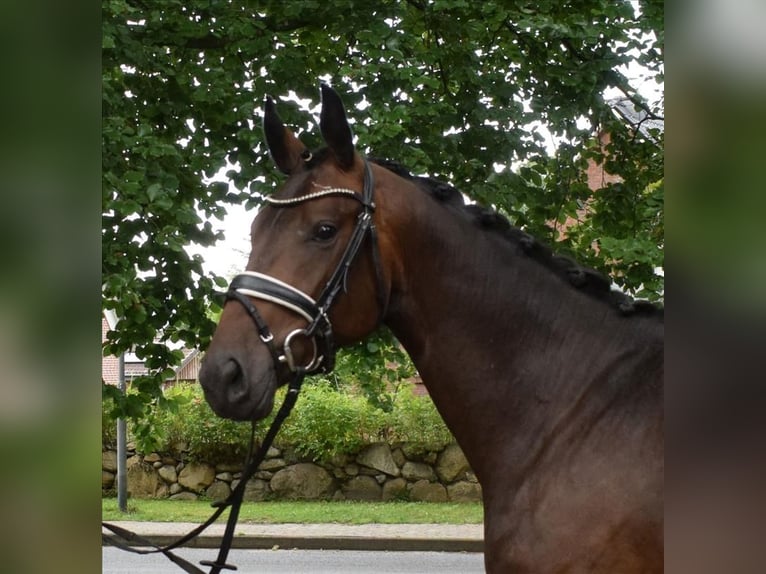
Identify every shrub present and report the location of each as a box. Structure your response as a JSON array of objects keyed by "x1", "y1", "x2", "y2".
[
  {"x1": 329, "y1": 328, "x2": 416, "y2": 412},
  {"x1": 279, "y1": 382, "x2": 386, "y2": 462},
  {"x1": 160, "y1": 384, "x2": 256, "y2": 463},
  {"x1": 102, "y1": 380, "x2": 455, "y2": 464},
  {"x1": 102, "y1": 395, "x2": 117, "y2": 449},
  {"x1": 386, "y1": 386, "x2": 454, "y2": 452}
]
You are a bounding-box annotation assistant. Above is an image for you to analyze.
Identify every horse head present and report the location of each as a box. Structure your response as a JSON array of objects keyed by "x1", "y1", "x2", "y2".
[{"x1": 199, "y1": 85, "x2": 393, "y2": 421}]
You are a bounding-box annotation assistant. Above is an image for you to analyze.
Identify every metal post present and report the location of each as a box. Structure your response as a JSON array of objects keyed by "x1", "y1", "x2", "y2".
[{"x1": 116, "y1": 351, "x2": 127, "y2": 512}]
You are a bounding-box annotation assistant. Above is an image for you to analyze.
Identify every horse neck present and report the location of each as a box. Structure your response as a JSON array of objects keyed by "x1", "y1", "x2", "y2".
[{"x1": 380, "y1": 182, "x2": 663, "y2": 487}]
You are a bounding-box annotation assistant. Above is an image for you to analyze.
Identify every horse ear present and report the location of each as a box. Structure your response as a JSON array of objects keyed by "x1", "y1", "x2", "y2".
[
  {"x1": 263, "y1": 96, "x2": 309, "y2": 175},
  {"x1": 319, "y1": 84, "x2": 355, "y2": 170}
]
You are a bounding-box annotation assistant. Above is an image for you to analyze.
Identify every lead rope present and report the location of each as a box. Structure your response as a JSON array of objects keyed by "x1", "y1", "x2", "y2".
[{"x1": 102, "y1": 369, "x2": 307, "y2": 573}]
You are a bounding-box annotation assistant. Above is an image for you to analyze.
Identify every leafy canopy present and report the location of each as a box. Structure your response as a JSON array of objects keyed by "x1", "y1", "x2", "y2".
[{"x1": 102, "y1": 0, "x2": 664, "y2": 419}]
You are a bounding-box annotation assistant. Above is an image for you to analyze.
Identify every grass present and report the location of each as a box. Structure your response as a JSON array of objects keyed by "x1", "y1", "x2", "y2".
[{"x1": 102, "y1": 498, "x2": 483, "y2": 525}]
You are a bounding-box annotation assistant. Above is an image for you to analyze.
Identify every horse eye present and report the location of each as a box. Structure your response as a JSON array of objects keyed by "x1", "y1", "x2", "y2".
[{"x1": 312, "y1": 222, "x2": 338, "y2": 242}]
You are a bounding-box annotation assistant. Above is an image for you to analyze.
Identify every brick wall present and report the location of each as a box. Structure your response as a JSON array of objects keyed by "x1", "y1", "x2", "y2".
[{"x1": 102, "y1": 316, "x2": 120, "y2": 384}]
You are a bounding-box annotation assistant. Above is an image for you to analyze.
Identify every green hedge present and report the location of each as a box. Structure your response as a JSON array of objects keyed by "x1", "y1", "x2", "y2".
[{"x1": 103, "y1": 382, "x2": 454, "y2": 463}]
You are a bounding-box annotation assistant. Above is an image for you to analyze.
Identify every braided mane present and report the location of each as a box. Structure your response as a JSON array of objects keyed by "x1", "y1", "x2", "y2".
[{"x1": 369, "y1": 157, "x2": 662, "y2": 319}]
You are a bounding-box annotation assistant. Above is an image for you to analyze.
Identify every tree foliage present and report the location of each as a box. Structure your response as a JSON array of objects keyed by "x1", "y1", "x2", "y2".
[{"x1": 102, "y1": 0, "x2": 664, "y2": 418}]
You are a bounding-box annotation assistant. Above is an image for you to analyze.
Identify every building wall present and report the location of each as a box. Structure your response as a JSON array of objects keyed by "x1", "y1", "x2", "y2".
[
  {"x1": 174, "y1": 350, "x2": 202, "y2": 384},
  {"x1": 585, "y1": 132, "x2": 622, "y2": 191},
  {"x1": 102, "y1": 316, "x2": 120, "y2": 385},
  {"x1": 102, "y1": 313, "x2": 202, "y2": 385}
]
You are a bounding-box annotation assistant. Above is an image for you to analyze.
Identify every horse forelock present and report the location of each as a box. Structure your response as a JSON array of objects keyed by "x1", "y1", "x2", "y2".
[{"x1": 368, "y1": 157, "x2": 663, "y2": 320}]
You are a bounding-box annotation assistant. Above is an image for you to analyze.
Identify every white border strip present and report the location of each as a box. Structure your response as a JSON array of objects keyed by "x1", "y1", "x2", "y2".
[
  {"x1": 235, "y1": 289, "x2": 314, "y2": 323},
  {"x1": 235, "y1": 271, "x2": 317, "y2": 323}
]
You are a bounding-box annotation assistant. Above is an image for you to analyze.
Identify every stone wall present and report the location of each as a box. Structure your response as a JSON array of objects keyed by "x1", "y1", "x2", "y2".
[{"x1": 102, "y1": 441, "x2": 482, "y2": 503}]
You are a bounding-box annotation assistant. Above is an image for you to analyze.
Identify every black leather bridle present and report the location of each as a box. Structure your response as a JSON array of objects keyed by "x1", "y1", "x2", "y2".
[
  {"x1": 226, "y1": 158, "x2": 386, "y2": 376},
  {"x1": 103, "y1": 158, "x2": 386, "y2": 573}
]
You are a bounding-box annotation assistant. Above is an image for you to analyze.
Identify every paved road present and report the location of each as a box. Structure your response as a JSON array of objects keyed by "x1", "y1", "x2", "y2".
[{"x1": 102, "y1": 547, "x2": 485, "y2": 573}]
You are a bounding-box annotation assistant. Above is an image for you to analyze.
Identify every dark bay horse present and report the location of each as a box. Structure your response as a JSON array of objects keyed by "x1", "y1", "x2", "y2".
[{"x1": 199, "y1": 85, "x2": 664, "y2": 573}]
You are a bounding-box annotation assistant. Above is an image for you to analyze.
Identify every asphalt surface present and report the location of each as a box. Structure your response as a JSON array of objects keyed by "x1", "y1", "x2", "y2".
[
  {"x1": 102, "y1": 521, "x2": 484, "y2": 553},
  {"x1": 102, "y1": 547, "x2": 486, "y2": 573}
]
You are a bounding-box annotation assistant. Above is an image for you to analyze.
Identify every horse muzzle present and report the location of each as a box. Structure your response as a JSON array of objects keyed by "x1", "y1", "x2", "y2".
[{"x1": 198, "y1": 351, "x2": 277, "y2": 421}]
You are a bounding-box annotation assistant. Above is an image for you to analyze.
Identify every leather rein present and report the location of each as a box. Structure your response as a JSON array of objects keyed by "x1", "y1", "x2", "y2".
[{"x1": 102, "y1": 159, "x2": 384, "y2": 573}]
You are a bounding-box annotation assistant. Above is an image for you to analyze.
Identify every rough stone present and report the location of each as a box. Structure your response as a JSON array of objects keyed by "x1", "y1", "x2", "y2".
[
  {"x1": 447, "y1": 481, "x2": 483, "y2": 503},
  {"x1": 158, "y1": 464, "x2": 178, "y2": 484},
  {"x1": 178, "y1": 462, "x2": 216, "y2": 493},
  {"x1": 356, "y1": 443, "x2": 399, "y2": 476},
  {"x1": 423, "y1": 452, "x2": 437, "y2": 465},
  {"x1": 401, "y1": 461, "x2": 436, "y2": 482},
  {"x1": 258, "y1": 458, "x2": 286, "y2": 471},
  {"x1": 435, "y1": 443, "x2": 470, "y2": 483},
  {"x1": 215, "y1": 462, "x2": 242, "y2": 473},
  {"x1": 400, "y1": 442, "x2": 427, "y2": 461},
  {"x1": 206, "y1": 481, "x2": 232, "y2": 502},
  {"x1": 242, "y1": 479, "x2": 270, "y2": 502},
  {"x1": 127, "y1": 461, "x2": 162, "y2": 498},
  {"x1": 266, "y1": 446, "x2": 281, "y2": 458},
  {"x1": 357, "y1": 467, "x2": 380, "y2": 477},
  {"x1": 341, "y1": 475, "x2": 382, "y2": 501},
  {"x1": 270, "y1": 463, "x2": 334, "y2": 500},
  {"x1": 102, "y1": 450, "x2": 117, "y2": 473},
  {"x1": 391, "y1": 448, "x2": 406, "y2": 468},
  {"x1": 382, "y1": 478, "x2": 408, "y2": 501},
  {"x1": 327, "y1": 453, "x2": 350, "y2": 468},
  {"x1": 169, "y1": 491, "x2": 198, "y2": 501},
  {"x1": 100, "y1": 444, "x2": 477, "y2": 503},
  {"x1": 409, "y1": 479, "x2": 447, "y2": 502}
]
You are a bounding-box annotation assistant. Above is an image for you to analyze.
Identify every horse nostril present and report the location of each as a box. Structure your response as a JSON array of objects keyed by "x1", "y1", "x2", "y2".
[
  {"x1": 221, "y1": 358, "x2": 250, "y2": 404},
  {"x1": 221, "y1": 358, "x2": 242, "y2": 385}
]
